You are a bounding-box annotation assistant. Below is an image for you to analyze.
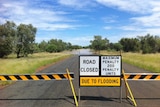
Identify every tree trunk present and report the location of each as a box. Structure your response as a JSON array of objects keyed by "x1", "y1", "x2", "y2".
[{"x1": 17, "y1": 48, "x2": 21, "y2": 58}]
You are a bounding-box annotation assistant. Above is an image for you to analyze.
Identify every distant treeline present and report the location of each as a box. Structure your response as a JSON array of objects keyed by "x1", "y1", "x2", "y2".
[
  {"x1": 119, "y1": 34, "x2": 160, "y2": 53},
  {"x1": 1, "y1": 21, "x2": 160, "y2": 58},
  {"x1": 0, "y1": 21, "x2": 81, "y2": 58},
  {"x1": 34, "y1": 40, "x2": 82, "y2": 53},
  {"x1": 90, "y1": 34, "x2": 160, "y2": 54}
]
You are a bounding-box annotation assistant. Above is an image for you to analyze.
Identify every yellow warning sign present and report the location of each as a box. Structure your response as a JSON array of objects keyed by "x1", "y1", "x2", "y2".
[{"x1": 80, "y1": 77, "x2": 121, "y2": 87}]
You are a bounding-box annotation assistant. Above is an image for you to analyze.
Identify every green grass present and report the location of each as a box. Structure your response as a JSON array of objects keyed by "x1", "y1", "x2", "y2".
[
  {"x1": 122, "y1": 52, "x2": 160, "y2": 73},
  {"x1": 101, "y1": 51, "x2": 160, "y2": 73},
  {"x1": 0, "y1": 52, "x2": 71, "y2": 86},
  {"x1": 0, "y1": 52, "x2": 71, "y2": 74}
]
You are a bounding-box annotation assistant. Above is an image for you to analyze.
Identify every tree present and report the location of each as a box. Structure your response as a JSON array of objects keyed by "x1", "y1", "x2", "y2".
[
  {"x1": 156, "y1": 36, "x2": 160, "y2": 52},
  {"x1": 90, "y1": 35, "x2": 109, "y2": 53},
  {"x1": 32, "y1": 43, "x2": 40, "y2": 53},
  {"x1": 138, "y1": 34, "x2": 158, "y2": 54},
  {"x1": 0, "y1": 21, "x2": 37, "y2": 58},
  {"x1": 46, "y1": 39, "x2": 68, "y2": 53},
  {"x1": 119, "y1": 38, "x2": 141, "y2": 52},
  {"x1": 71, "y1": 45, "x2": 82, "y2": 49},
  {"x1": 46, "y1": 44, "x2": 57, "y2": 53},
  {"x1": 16, "y1": 24, "x2": 36, "y2": 58},
  {"x1": 39, "y1": 40, "x2": 48, "y2": 52},
  {"x1": 109, "y1": 43, "x2": 123, "y2": 51},
  {"x1": 0, "y1": 21, "x2": 16, "y2": 58},
  {"x1": 119, "y1": 34, "x2": 160, "y2": 53},
  {"x1": 66, "y1": 42, "x2": 72, "y2": 50}
]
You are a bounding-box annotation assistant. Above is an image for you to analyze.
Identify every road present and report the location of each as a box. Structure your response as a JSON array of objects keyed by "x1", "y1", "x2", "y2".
[{"x1": 0, "y1": 50, "x2": 160, "y2": 107}]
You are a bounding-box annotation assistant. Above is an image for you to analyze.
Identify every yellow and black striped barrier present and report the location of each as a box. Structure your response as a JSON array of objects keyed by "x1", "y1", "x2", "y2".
[
  {"x1": 0, "y1": 69, "x2": 78, "y2": 106},
  {"x1": 122, "y1": 73, "x2": 160, "y2": 81},
  {"x1": 0, "y1": 73, "x2": 74, "y2": 81},
  {"x1": 121, "y1": 70, "x2": 160, "y2": 107}
]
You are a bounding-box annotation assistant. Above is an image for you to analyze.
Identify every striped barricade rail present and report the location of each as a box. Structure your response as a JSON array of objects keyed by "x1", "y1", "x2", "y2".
[
  {"x1": 123, "y1": 73, "x2": 160, "y2": 81},
  {"x1": 0, "y1": 73, "x2": 74, "y2": 81},
  {"x1": 0, "y1": 70, "x2": 78, "y2": 106},
  {"x1": 121, "y1": 70, "x2": 160, "y2": 107}
]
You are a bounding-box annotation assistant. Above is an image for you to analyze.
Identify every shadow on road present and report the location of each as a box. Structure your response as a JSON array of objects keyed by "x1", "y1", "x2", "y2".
[
  {"x1": 0, "y1": 97, "x2": 75, "y2": 105},
  {"x1": 67, "y1": 96, "x2": 121, "y2": 102},
  {"x1": 67, "y1": 96, "x2": 160, "y2": 106}
]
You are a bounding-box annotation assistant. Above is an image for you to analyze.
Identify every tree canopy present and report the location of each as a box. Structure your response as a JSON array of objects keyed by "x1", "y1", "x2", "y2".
[
  {"x1": 119, "y1": 34, "x2": 160, "y2": 53},
  {"x1": 90, "y1": 35, "x2": 109, "y2": 52},
  {"x1": 0, "y1": 21, "x2": 37, "y2": 58},
  {"x1": 16, "y1": 24, "x2": 37, "y2": 58},
  {"x1": 0, "y1": 21, "x2": 17, "y2": 57},
  {"x1": 89, "y1": 34, "x2": 160, "y2": 54}
]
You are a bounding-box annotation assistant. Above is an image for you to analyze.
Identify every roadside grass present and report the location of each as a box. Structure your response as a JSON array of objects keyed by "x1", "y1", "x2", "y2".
[
  {"x1": 122, "y1": 52, "x2": 160, "y2": 73},
  {"x1": 101, "y1": 51, "x2": 160, "y2": 73},
  {"x1": 0, "y1": 52, "x2": 71, "y2": 86}
]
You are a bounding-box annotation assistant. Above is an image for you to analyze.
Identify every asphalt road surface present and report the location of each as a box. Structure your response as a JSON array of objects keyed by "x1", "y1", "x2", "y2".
[{"x1": 0, "y1": 50, "x2": 160, "y2": 107}]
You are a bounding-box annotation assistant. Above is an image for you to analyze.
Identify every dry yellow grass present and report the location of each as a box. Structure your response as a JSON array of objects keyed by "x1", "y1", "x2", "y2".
[
  {"x1": 122, "y1": 52, "x2": 160, "y2": 72},
  {"x1": 0, "y1": 52, "x2": 71, "y2": 86}
]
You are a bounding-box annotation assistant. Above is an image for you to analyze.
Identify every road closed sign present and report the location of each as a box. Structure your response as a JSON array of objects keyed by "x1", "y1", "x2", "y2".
[
  {"x1": 79, "y1": 56, "x2": 99, "y2": 76},
  {"x1": 79, "y1": 55, "x2": 122, "y2": 87}
]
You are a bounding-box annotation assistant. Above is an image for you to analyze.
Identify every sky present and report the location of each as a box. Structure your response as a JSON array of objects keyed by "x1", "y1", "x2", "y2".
[{"x1": 0, "y1": 0, "x2": 160, "y2": 46}]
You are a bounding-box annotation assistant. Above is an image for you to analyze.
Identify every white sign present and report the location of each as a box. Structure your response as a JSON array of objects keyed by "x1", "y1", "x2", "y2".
[
  {"x1": 101, "y1": 56, "x2": 121, "y2": 76},
  {"x1": 80, "y1": 56, "x2": 99, "y2": 76}
]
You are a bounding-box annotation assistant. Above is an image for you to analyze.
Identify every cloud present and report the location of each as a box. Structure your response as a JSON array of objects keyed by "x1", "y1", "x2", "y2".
[
  {"x1": 58, "y1": 0, "x2": 84, "y2": 8},
  {"x1": 145, "y1": 28, "x2": 160, "y2": 35},
  {"x1": 121, "y1": 1, "x2": 160, "y2": 35},
  {"x1": 36, "y1": 23, "x2": 76, "y2": 31},
  {"x1": 37, "y1": 34, "x2": 93, "y2": 46},
  {"x1": 1, "y1": 0, "x2": 160, "y2": 46},
  {"x1": 98, "y1": 0, "x2": 160, "y2": 37},
  {"x1": 101, "y1": 15, "x2": 118, "y2": 23},
  {"x1": 1, "y1": 2, "x2": 25, "y2": 18},
  {"x1": 120, "y1": 26, "x2": 137, "y2": 31},
  {"x1": 57, "y1": 0, "x2": 97, "y2": 9},
  {"x1": 0, "y1": 0, "x2": 78, "y2": 31},
  {"x1": 131, "y1": 13, "x2": 160, "y2": 27},
  {"x1": 96, "y1": 0, "x2": 152, "y2": 14},
  {"x1": 104, "y1": 26, "x2": 112, "y2": 30},
  {"x1": 97, "y1": 0, "x2": 160, "y2": 27},
  {"x1": 64, "y1": 36, "x2": 93, "y2": 46}
]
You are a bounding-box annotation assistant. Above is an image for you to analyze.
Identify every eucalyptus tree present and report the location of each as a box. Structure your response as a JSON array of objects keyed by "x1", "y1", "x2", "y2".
[{"x1": 16, "y1": 24, "x2": 36, "y2": 58}]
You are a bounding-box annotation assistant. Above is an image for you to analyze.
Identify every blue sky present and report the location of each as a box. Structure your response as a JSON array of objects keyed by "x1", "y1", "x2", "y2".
[{"x1": 1, "y1": 0, "x2": 160, "y2": 46}]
